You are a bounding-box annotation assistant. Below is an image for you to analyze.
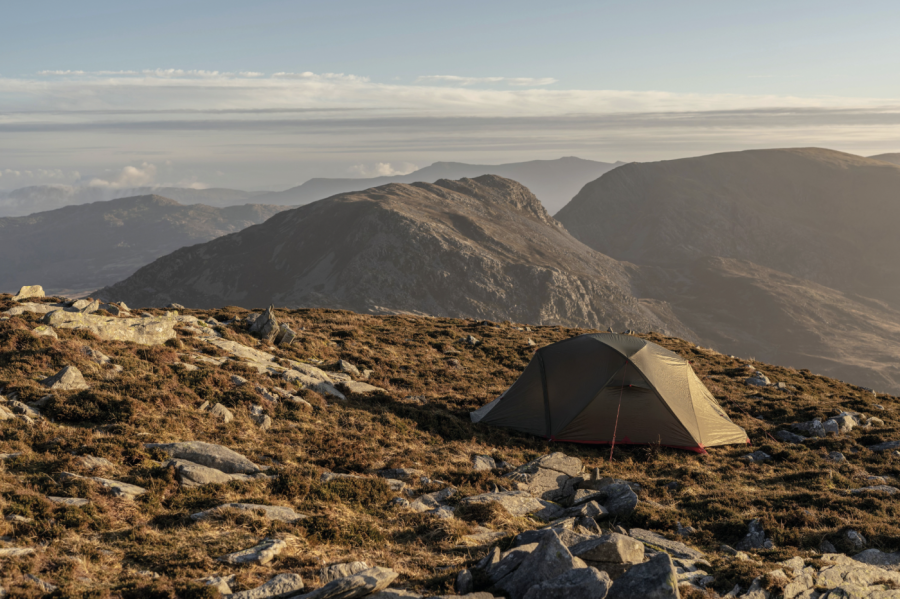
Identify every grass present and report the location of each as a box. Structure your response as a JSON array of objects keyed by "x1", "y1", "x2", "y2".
[{"x1": 1, "y1": 295, "x2": 899, "y2": 596}]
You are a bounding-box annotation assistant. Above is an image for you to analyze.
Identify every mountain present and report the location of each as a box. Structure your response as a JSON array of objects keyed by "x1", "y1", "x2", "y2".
[
  {"x1": 0, "y1": 195, "x2": 288, "y2": 296},
  {"x1": 97, "y1": 176, "x2": 688, "y2": 336},
  {"x1": 259, "y1": 157, "x2": 623, "y2": 214},
  {"x1": 557, "y1": 148, "x2": 900, "y2": 306},
  {"x1": 869, "y1": 152, "x2": 900, "y2": 166},
  {"x1": 0, "y1": 185, "x2": 265, "y2": 217}
]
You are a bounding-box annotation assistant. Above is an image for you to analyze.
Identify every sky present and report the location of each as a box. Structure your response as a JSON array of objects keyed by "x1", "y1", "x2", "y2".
[{"x1": 2, "y1": 0, "x2": 900, "y2": 191}]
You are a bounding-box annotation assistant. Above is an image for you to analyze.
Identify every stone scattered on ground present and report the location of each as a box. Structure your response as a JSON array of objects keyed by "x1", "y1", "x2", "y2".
[
  {"x1": 191, "y1": 503, "x2": 306, "y2": 523},
  {"x1": 248, "y1": 305, "x2": 280, "y2": 342},
  {"x1": 209, "y1": 402, "x2": 234, "y2": 423},
  {"x1": 504, "y1": 452, "x2": 584, "y2": 502},
  {"x1": 217, "y1": 538, "x2": 287, "y2": 565},
  {"x1": 606, "y1": 552, "x2": 679, "y2": 599},
  {"x1": 145, "y1": 441, "x2": 263, "y2": 474},
  {"x1": 496, "y1": 530, "x2": 587, "y2": 599},
  {"x1": 458, "y1": 490, "x2": 564, "y2": 521},
  {"x1": 745, "y1": 372, "x2": 770, "y2": 387},
  {"x1": 228, "y1": 572, "x2": 305, "y2": 599},
  {"x1": 12, "y1": 285, "x2": 45, "y2": 301},
  {"x1": 319, "y1": 561, "x2": 370, "y2": 584},
  {"x1": 297, "y1": 566, "x2": 397, "y2": 599},
  {"x1": 41, "y1": 365, "x2": 89, "y2": 391},
  {"x1": 42, "y1": 309, "x2": 194, "y2": 345},
  {"x1": 472, "y1": 455, "x2": 497, "y2": 471},
  {"x1": 0, "y1": 547, "x2": 37, "y2": 558},
  {"x1": 522, "y1": 567, "x2": 611, "y2": 599},
  {"x1": 410, "y1": 487, "x2": 457, "y2": 518},
  {"x1": 32, "y1": 324, "x2": 58, "y2": 339},
  {"x1": 58, "y1": 472, "x2": 147, "y2": 499},
  {"x1": 740, "y1": 450, "x2": 772, "y2": 463},
  {"x1": 47, "y1": 496, "x2": 90, "y2": 507},
  {"x1": 791, "y1": 418, "x2": 826, "y2": 437},
  {"x1": 340, "y1": 380, "x2": 385, "y2": 395},
  {"x1": 734, "y1": 519, "x2": 775, "y2": 551}
]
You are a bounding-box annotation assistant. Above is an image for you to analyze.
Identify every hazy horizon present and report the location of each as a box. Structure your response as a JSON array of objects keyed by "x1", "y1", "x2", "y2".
[{"x1": 4, "y1": 1, "x2": 900, "y2": 191}]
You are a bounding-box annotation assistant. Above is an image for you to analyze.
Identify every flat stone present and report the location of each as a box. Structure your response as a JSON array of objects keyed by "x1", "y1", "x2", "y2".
[
  {"x1": 411, "y1": 487, "x2": 456, "y2": 513},
  {"x1": 73, "y1": 455, "x2": 115, "y2": 471},
  {"x1": 284, "y1": 371, "x2": 347, "y2": 400},
  {"x1": 565, "y1": 500, "x2": 607, "y2": 520},
  {"x1": 849, "y1": 485, "x2": 900, "y2": 495},
  {"x1": 497, "y1": 530, "x2": 586, "y2": 599},
  {"x1": 0, "y1": 547, "x2": 37, "y2": 557},
  {"x1": 339, "y1": 360, "x2": 361, "y2": 377},
  {"x1": 197, "y1": 575, "x2": 235, "y2": 595},
  {"x1": 522, "y1": 567, "x2": 611, "y2": 599},
  {"x1": 41, "y1": 365, "x2": 89, "y2": 391},
  {"x1": 571, "y1": 533, "x2": 645, "y2": 564},
  {"x1": 340, "y1": 381, "x2": 385, "y2": 395},
  {"x1": 32, "y1": 325, "x2": 58, "y2": 339},
  {"x1": 868, "y1": 440, "x2": 900, "y2": 452},
  {"x1": 296, "y1": 567, "x2": 398, "y2": 599},
  {"x1": 458, "y1": 490, "x2": 564, "y2": 521},
  {"x1": 319, "y1": 562, "x2": 370, "y2": 584},
  {"x1": 504, "y1": 452, "x2": 583, "y2": 502},
  {"x1": 628, "y1": 529, "x2": 705, "y2": 560},
  {"x1": 12, "y1": 285, "x2": 45, "y2": 301},
  {"x1": 853, "y1": 549, "x2": 900, "y2": 568},
  {"x1": 217, "y1": 538, "x2": 287, "y2": 565},
  {"x1": 0, "y1": 406, "x2": 15, "y2": 421},
  {"x1": 145, "y1": 441, "x2": 262, "y2": 474},
  {"x1": 606, "y1": 552, "x2": 679, "y2": 599},
  {"x1": 191, "y1": 503, "x2": 306, "y2": 523},
  {"x1": 47, "y1": 496, "x2": 90, "y2": 507},
  {"x1": 229, "y1": 573, "x2": 305, "y2": 599},
  {"x1": 59, "y1": 472, "x2": 146, "y2": 499},
  {"x1": 44, "y1": 310, "x2": 190, "y2": 345},
  {"x1": 472, "y1": 455, "x2": 497, "y2": 471},
  {"x1": 166, "y1": 458, "x2": 259, "y2": 487},
  {"x1": 571, "y1": 489, "x2": 606, "y2": 506}
]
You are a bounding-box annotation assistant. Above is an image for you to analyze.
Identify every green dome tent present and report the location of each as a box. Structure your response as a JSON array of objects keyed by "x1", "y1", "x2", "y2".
[{"x1": 471, "y1": 334, "x2": 748, "y2": 453}]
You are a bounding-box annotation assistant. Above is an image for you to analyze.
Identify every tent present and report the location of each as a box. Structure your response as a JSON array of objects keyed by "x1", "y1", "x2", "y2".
[{"x1": 471, "y1": 334, "x2": 748, "y2": 452}]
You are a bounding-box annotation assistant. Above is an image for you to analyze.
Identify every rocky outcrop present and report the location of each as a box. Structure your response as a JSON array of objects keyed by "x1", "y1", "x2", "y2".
[
  {"x1": 145, "y1": 441, "x2": 262, "y2": 474},
  {"x1": 12, "y1": 285, "x2": 44, "y2": 301}
]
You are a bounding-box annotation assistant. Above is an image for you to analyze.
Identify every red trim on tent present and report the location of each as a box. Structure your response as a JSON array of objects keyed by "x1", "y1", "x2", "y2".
[{"x1": 549, "y1": 437, "x2": 709, "y2": 454}]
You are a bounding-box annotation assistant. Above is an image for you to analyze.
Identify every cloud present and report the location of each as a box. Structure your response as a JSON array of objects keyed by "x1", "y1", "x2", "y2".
[
  {"x1": 88, "y1": 163, "x2": 157, "y2": 188},
  {"x1": 349, "y1": 162, "x2": 418, "y2": 177},
  {"x1": 416, "y1": 75, "x2": 558, "y2": 86}
]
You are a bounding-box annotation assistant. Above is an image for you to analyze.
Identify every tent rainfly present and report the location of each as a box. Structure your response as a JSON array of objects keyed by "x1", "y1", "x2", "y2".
[{"x1": 471, "y1": 334, "x2": 748, "y2": 453}]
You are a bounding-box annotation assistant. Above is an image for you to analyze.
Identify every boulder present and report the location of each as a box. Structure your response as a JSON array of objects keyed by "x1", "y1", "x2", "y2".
[
  {"x1": 284, "y1": 371, "x2": 347, "y2": 400},
  {"x1": 341, "y1": 381, "x2": 385, "y2": 395},
  {"x1": 458, "y1": 490, "x2": 564, "y2": 521},
  {"x1": 218, "y1": 538, "x2": 287, "y2": 565},
  {"x1": 845, "y1": 530, "x2": 867, "y2": 550},
  {"x1": 339, "y1": 360, "x2": 361, "y2": 377},
  {"x1": 41, "y1": 365, "x2": 89, "y2": 391},
  {"x1": 197, "y1": 575, "x2": 235, "y2": 595},
  {"x1": 734, "y1": 519, "x2": 774, "y2": 551},
  {"x1": 504, "y1": 452, "x2": 583, "y2": 502},
  {"x1": 191, "y1": 503, "x2": 306, "y2": 523},
  {"x1": 868, "y1": 440, "x2": 900, "y2": 452},
  {"x1": 228, "y1": 573, "x2": 305, "y2": 599},
  {"x1": 249, "y1": 305, "x2": 279, "y2": 342},
  {"x1": 791, "y1": 418, "x2": 826, "y2": 438},
  {"x1": 0, "y1": 405, "x2": 14, "y2": 421},
  {"x1": 571, "y1": 533, "x2": 644, "y2": 564},
  {"x1": 43, "y1": 310, "x2": 185, "y2": 345},
  {"x1": 496, "y1": 530, "x2": 587, "y2": 599},
  {"x1": 606, "y1": 552, "x2": 679, "y2": 599},
  {"x1": 319, "y1": 562, "x2": 370, "y2": 584},
  {"x1": 411, "y1": 487, "x2": 456, "y2": 514},
  {"x1": 12, "y1": 285, "x2": 45, "y2": 301},
  {"x1": 628, "y1": 529, "x2": 705, "y2": 560},
  {"x1": 848, "y1": 485, "x2": 900, "y2": 495},
  {"x1": 274, "y1": 324, "x2": 296, "y2": 346},
  {"x1": 0, "y1": 547, "x2": 37, "y2": 557},
  {"x1": 823, "y1": 419, "x2": 840, "y2": 435},
  {"x1": 164, "y1": 458, "x2": 255, "y2": 487},
  {"x1": 32, "y1": 325, "x2": 58, "y2": 339},
  {"x1": 522, "y1": 567, "x2": 611, "y2": 599},
  {"x1": 58, "y1": 472, "x2": 146, "y2": 499},
  {"x1": 145, "y1": 441, "x2": 262, "y2": 474},
  {"x1": 297, "y1": 567, "x2": 397, "y2": 599},
  {"x1": 209, "y1": 403, "x2": 234, "y2": 423},
  {"x1": 740, "y1": 451, "x2": 772, "y2": 463},
  {"x1": 455, "y1": 569, "x2": 474, "y2": 594},
  {"x1": 565, "y1": 500, "x2": 607, "y2": 520},
  {"x1": 853, "y1": 549, "x2": 900, "y2": 568},
  {"x1": 827, "y1": 451, "x2": 846, "y2": 462}
]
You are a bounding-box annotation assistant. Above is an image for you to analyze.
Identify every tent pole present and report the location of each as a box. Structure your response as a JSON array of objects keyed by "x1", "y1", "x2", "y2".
[{"x1": 609, "y1": 361, "x2": 628, "y2": 462}]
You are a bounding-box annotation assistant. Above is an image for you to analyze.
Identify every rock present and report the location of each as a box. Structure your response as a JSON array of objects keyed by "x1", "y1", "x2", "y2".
[
  {"x1": 296, "y1": 566, "x2": 397, "y2": 599},
  {"x1": 606, "y1": 552, "x2": 679, "y2": 599},
  {"x1": 32, "y1": 325, "x2": 58, "y2": 339},
  {"x1": 868, "y1": 440, "x2": 900, "y2": 452},
  {"x1": 628, "y1": 529, "x2": 705, "y2": 560},
  {"x1": 472, "y1": 455, "x2": 497, "y2": 471},
  {"x1": 81, "y1": 346, "x2": 112, "y2": 365},
  {"x1": 572, "y1": 533, "x2": 645, "y2": 565},
  {"x1": 100, "y1": 303, "x2": 129, "y2": 316},
  {"x1": 198, "y1": 575, "x2": 235, "y2": 595},
  {"x1": 504, "y1": 452, "x2": 583, "y2": 502},
  {"x1": 455, "y1": 569, "x2": 474, "y2": 594},
  {"x1": 845, "y1": 530, "x2": 867, "y2": 550},
  {"x1": 41, "y1": 365, "x2": 89, "y2": 391},
  {"x1": 827, "y1": 451, "x2": 846, "y2": 462},
  {"x1": 849, "y1": 485, "x2": 900, "y2": 495},
  {"x1": 249, "y1": 305, "x2": 279, "y2": 342},
  {"x1": 274, "y1": 324, "x2": 296, "y2": 346},
  {"x1": 320, "y1": 562, "x2": 370, "y2": 584},
  {"x1": 339, "y1": 360, "x2": 361, "y2": 377},
  {"x1": 164, "y1": 458, "x2": 255, "y2": 487},
  {"x1": 167, "y1": 303, "x2": 185, "y2": 310},
  {"x1": 191, "y1": 503, "x2": 306, "y2": 523},
  {"x1": 497, "y1": 530, "x2": 587, "y2": 599},
  {"x1": 791, "y1": 418, "x2": 826, "y2": 438},
  {"x1": 591, "y1": 482, "x2": 638, "y2": 518},
  {"x1": 774, "y1": 430, "x2": 807, "y2": 443},
  {"x1": 12, "y1": 285, "x2": 45, "y2": 301},
  {"x1": 823, "y1": 419, "x2": 840, "y2": 435},
  {"x1": 43, "y1": 310, "x2": 188, "y2": 345},
  {"x1": 522, "y1": 567, "x2": 611, "y2": 599},
  {"x1": 526, "y1": 338, "x2": 536, "y2": 347},
  {"x1": 9, "y1": 400, "x2": 40, "y2": 419},
  {"x1": 228, "y1": 573, "x2": 305, "y2": 599},
  {"x1": 59, "y1": 472, "x2": 146, "y2": 499},
  {"x1": 853, "y1": 549, "x2": 900, "y2": 567},
  {"x1": 868, "y1": 417, "x2": 885, "y2": 427},
  {"x1": 833, "y1": 413, "x2": 857, "y2": 433},
  {"x1": 146, "y1": 441, "x2": 262, "y2": 474},
  {"x1": 745, "y1": 372, "x2": 770, "y2": 387},
  {"x1": 218, "y1": 538, "x2": 287, "y2": 565},
  {"x1": 459, "y1": 490, "x2": 565, "y2": 521},
  {"x1": 411, "y1": 487, "x2": 457, "y2": 514},
  {"x1": 231, "y1": 375, "x2": 249, "y2": 386},
  {"x1": 341, "y1": 381, "x2": 384, "y2": 395},
  {"x1": 209, "y1": 403, "x2": 234, "y2": 423},
  {"x1": 285, "y1": 371, "x2": 347, "y2": 400},
  {"x1": 466, "y1": 335, "x2": 480, "y2": 346},
  {"x1": 368, "y1": 592, "x2": 423, "y2": 599},
  {"x1": 378, "y1": 468, "x2": 425, "y2": 480},
  {"x1": 820, "y1": 540, "x2": 837, "y2": 553},
  {"x1": 6, "y1": 514, "x2": 33, "y2": 523},
  {"x1": 740, "y1": 450, "x2": 771, "y2": 463},
  {"x1": 734, "y1": 519, "x2": 774, "y2": 551},
  {"x1": 566, "y1": 500, "x2": 607, "y2": 520},
  {"x1": 48, "y1": 496, "x2": 90, "y2": 507},
  {"x1": 0, "y1": 405, "x2": 15, "y2": 421}
]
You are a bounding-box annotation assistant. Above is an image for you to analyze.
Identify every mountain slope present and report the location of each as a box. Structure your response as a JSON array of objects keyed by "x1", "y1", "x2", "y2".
[
  {"x1": 556, "y1": 148, "x2": 900, "y2": 306},
  {"x1": 260, "y1": 157, "x2": 623, "y2": 214},
  {"x1": 97, "y1": 176, "x2": 687, "y2": 335},
  {"x1": 0, "y1": 186, "x2": 265, "y2": 216},
  {"x1": 0, "y1": 195, "x2": 288, "y2": 295},
  {"x1": 869, "y1": 152, "x2": 900, "y2": 166}
]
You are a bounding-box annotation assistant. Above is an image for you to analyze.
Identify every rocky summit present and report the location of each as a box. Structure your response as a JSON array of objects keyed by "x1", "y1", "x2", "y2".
[
  {"x1": 97, "y1": 176, "x2": 687, "y2": 336},
  {"x1": 3, "y1": 293, "x2": 900, "y2": 598}
]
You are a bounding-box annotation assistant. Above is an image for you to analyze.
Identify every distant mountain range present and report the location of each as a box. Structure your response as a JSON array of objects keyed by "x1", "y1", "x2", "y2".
[
  {"x1": 258, "y1": 157, "x2": 623, "y2": 214},
  {"x1": 0, "y1": 157, "x2": 621, "y2": 217},
  {"x1": 0, "y1": 195, "x2": 288, "y2": 296},
  {"x1": 870, "y1": 153, "x2": 900, "y2": 166},
  {"x1": 97, "y1": 176, "x2": 688, "y2": 336}
]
